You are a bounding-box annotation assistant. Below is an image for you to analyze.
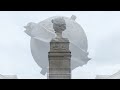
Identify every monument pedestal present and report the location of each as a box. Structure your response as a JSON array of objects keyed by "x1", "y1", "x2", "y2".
[{"x1": 48, "y1": 38, "x2": 71, "y2": 79}]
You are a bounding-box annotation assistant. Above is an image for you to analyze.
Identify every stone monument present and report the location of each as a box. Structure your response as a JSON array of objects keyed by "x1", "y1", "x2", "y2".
[
  {"x1": 24, "y1": 15, "x2": 91, "y2": 78},
  {"x1": 48, "y1": 17, "x2": 71, "y2": 79}
]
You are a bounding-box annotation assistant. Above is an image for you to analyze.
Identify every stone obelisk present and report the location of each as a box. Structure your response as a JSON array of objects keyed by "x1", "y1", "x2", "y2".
[{"x1": 48, "y1": 17, "x2": 71, "y2": 79}]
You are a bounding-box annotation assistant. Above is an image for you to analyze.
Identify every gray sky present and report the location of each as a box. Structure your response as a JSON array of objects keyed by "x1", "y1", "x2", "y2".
[{"x1": 0, "y1": 11, "x2": 120, "y2": 79}]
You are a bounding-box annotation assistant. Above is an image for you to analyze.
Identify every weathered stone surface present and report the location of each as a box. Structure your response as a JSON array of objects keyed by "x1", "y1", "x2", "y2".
[
  {"x1": 48, "y1": 17, "x2": 71, "y2": 79},
  {"x1": 48, "y1": 38, "x2": 71, "y2": 79},
  {"x1": 48, "y1": 74, "x2": 71, "y2": 79}
]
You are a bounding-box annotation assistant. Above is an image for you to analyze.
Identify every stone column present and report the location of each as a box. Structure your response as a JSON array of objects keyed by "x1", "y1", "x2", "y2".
[
  {"x1": 48, "y1": 17, "x2": 71, "y2": 79},
  {"x1": 48, "y1": 38, "x2": 71, "y2": 79}
]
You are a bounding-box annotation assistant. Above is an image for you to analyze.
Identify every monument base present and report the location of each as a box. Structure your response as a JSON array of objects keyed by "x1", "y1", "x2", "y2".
[{"x1": 48, "y1": 38, "x2": 71, "y2": 79}]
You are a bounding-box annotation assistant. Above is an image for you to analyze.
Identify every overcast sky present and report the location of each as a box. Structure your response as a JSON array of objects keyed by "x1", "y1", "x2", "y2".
[{"x1": 0, "y1": 11, "x2": 120, "y2": 79}]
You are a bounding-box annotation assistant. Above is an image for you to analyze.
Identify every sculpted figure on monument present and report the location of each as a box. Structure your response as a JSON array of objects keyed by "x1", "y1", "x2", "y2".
[{"x1": 52, "y1": 17, "x2": 66, "y2": 38}]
